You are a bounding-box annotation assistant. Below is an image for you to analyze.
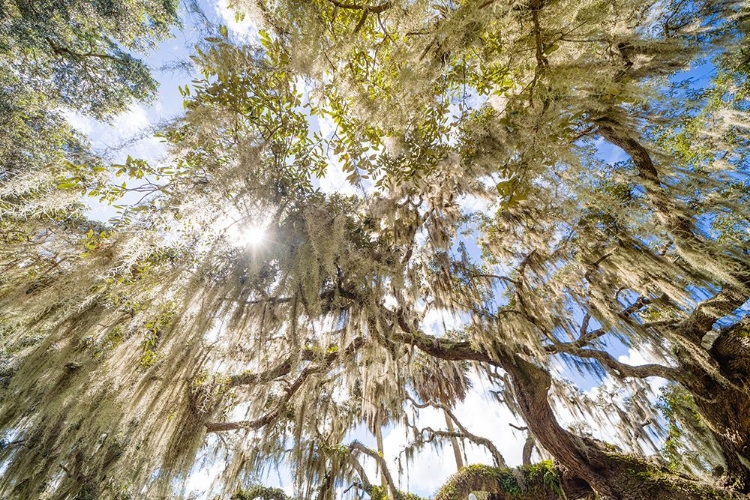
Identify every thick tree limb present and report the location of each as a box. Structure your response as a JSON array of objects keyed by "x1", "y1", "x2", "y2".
[
  {"x1": 227, "y1": 328, "x2": 352, "y2": 388},
  {"x1": 45, "y1": 37, "x2": 120, "y2": 62},
  {"x1": 677, "y1": 288, "x2": 749, "y2": 343},
  {"x1": 596, "y1": 117, "x2": 750, "y2": 293},
  {"x1": 553, "y1": 344, "x2": 681, "y2": 381},
  {"x1": 389, "y1": 310, "x2": 500, "y2": 366},
  {"x1": 205, "y1": 364, "x2": 313, "y2": 432},
  {"x1": 227, "y1": 356, "x2": 296, "y2": 388}
]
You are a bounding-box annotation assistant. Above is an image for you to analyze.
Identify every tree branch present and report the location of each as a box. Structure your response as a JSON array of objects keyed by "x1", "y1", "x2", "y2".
[
  {"x1": 206, "y1": 338, "x2": 365, "y2": 432},
  {"x1": 407, "y1": 396, "x2": 507, "y2": 467},
  {"x1": 347, "y1": 454, "x2": 373, "y2": 492},
  {"x1": 45, "y1": 37, "x2": 119, "y2": 62},
  {"x1": 677, "y1": 288, "x2": 749, "y2": 343},
  {"x1": 348, "y1": 440, "x2": 398, "y2": 499},
  {"x1": 546, "y1": 297, "x2": 650, "y2": 353},
  {"x1": 326, "y1": 0, "x2": 392, "y2": 14},
  {"x1": 550, "y1": 344, "x2": 681, "y2": 382}
]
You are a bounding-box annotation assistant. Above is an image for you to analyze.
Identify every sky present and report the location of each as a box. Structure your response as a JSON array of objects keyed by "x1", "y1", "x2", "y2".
[{"x1": 64, "y1": 1, "x2": 686, "y2": 497}]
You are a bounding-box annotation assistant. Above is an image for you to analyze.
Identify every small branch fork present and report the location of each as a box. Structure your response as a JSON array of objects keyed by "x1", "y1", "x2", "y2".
[
  {"x1": 543, "y1": 297, "x2": 684, "y2": 382},
  {"x1": 509, "y1": 423, "x2": 536, "y2": 466},
  {"x1": 406, "y1": 395, "x2": 508, "y2": 467},
  {"x1": 348, "y1": 440, "x2": 398, "y2": 498}
]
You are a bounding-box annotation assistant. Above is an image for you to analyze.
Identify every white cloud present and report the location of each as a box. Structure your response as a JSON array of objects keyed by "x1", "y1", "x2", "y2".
[
  {"x1": 421, "y1": 308, "x2": 469, "y2": 337},
  {"x1": 64, "y1": 104, "x2": 167, "y2": 164},
  {"x1": 457, "y1": 194, "x2": 492, "y2": 214}
]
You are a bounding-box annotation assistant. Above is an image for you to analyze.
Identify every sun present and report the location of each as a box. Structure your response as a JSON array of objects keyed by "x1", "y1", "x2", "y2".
[{"x1": 242, "y1": 225, "x2": 266, "y2": 247}]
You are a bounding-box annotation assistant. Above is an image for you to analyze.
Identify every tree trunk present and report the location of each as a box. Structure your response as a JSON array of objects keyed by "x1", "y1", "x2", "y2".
[
  {"x1": 444, "y1": 408, "x2": 465, "y2": 470},
  {"x1": 375, "y1": 421, "x2": 388, "y2": 492},
  {"x1": 502, "y1": 354, "x2": 746, "y2": 500},
  {"x1": 678, "y1": 323, "x2": 750, "y2": 492}
]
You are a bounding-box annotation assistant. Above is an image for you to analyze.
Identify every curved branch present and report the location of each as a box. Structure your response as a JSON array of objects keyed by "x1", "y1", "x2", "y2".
[
  {"x1": 389, "y1": 309, "x2": 500, "y2": 366},
  {"x1": 227, "y1": 356, "x2": 295, "y2": 388},
  {"x1": 678, "y1": 288, "x2": 749, "y2": 343},
  {"x1": 227, "y1": 330, "x2": 358, "y2": 388},
  {"x1": 595, "y1": 118, "x2": 750, "y2": 294},
  {"x1": 347, "y1": 454, "x2": 373, "y2": 492},
  {"x1": 407, "y1": 396, "x2": 507, "y2": 467},
  {"x1": 207, "y1": 337, "x2": 365, "y2": 432},
  {"x1": 548, "y1": 343, "x2": 681, "y2": 382},
  {"x1": 205, "y1": 365, "x2": 312, "y2": 432},
  {"x1": 45, "y1": 37, "x2": 120, "y2": 62},
  {"x1": 471, "y1": 273, "x2": 520, "y2": 287},
  {"x1": 348, "y1": 440, "x2": 398, "y2": 499}
]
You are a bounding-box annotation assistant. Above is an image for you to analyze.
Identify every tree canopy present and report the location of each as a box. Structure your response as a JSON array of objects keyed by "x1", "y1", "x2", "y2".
[
  {"x1": 1, "y1": 0, "x2": 750, "y2": 499},
  {"x1": 1, "y1": 0, "x2": 179, "y2": 117}
]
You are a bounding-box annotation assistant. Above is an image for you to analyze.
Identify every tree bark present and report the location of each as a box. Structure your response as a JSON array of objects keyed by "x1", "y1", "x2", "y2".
[
  {"x1": 679, "y1": 320, "x2": 750, "y2": 492},
  {"x1": 502, "y1": 353, "x2": 746, "y2": 499},
  {"x1": 375, "y1": 420, "x2": 388, "y2": 493},
  {"x1": 444, "y1": 408, "x2": 465, "y2": 471}
]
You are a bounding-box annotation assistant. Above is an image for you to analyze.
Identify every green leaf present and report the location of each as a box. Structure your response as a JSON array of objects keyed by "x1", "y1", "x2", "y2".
[
  {"x1": 543, "y1": 43, "x2": 560, "y2": 55},
  {"x1": 259, "y1": 29, "x2": 272, "y2": 50}
]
